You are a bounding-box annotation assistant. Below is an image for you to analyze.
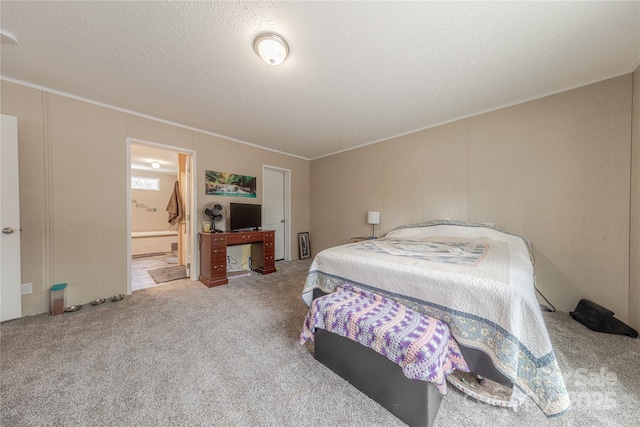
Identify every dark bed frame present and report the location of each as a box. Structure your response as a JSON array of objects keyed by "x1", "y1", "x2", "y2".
[{"x1": 310, "y1": 288, "x2": 513, "y2": 427}]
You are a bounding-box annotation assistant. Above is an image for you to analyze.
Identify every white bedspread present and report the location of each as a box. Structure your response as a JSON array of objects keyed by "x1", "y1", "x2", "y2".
[{"x1": 302, "y1": 221, "x2": 570, "y2": 417}]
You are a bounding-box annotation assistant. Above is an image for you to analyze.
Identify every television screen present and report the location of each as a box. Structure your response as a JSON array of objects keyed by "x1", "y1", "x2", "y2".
[{"x1": 230, "y1": 203, "x2": 262, "y2": 231}]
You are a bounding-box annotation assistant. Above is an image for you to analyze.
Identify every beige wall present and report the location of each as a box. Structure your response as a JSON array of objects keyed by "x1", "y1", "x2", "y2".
[
  {"x1": 46, "y1": 94, "x2": 129, "y2": 307},
  {"x1": 4, "y1": 70, "x2": 634, "y2": 326},
  {"x1": 1, "y1": 80, "x2": 310, "y2": 315},
  {"x1": 311, "y1": 74, "x2": 636, "y2": 327},
  {"x1": 631, "y1": 65, "x2": 640, "y2": 331},
  {"x1": 131, "y1": 170, "x2": 178, "y2": 232}
]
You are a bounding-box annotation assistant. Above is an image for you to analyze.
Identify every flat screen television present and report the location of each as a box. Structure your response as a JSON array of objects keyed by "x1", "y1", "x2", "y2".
[{"x1": 230, "y1": 203, "x2": 262, "y2": 231}]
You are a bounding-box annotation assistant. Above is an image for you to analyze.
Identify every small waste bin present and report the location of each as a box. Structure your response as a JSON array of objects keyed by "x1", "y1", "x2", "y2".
[{"x1": 50, "y1": 283, "x2": 67, "y2": 315}]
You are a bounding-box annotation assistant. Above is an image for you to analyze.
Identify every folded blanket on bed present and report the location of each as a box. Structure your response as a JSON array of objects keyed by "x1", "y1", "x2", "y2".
[{"x1": 300, "y1": 285, "x2": 469, "y2": 393}]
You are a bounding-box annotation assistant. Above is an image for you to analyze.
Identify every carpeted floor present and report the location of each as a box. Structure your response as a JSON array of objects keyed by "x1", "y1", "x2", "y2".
[{"x1": 1, "y1": 259, "x2": 639, "y2": 426}]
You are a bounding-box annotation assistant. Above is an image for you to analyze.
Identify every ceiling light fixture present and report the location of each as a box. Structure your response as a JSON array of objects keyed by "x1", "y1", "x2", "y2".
[
  {"x1": 0, "y1": 29, "x2": 18, "y2": 45},
  {"x1": 253, "y1": 32, "x2": 289, "y2": 66},
  {"x1": 151, "y1": 161, "x2": 160, "y2": 169}
]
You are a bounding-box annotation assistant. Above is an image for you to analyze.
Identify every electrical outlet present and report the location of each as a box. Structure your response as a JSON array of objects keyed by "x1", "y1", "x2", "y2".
[{"x1": 21, "y1": 283, "x2": 33, "y2": 295}]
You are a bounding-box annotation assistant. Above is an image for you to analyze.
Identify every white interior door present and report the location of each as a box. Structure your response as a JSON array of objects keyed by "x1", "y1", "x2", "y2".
[
  {"x1": 264, "y1": 168, "x2": 286, "y2": 261},
  {"x1": 1, "y1": 114, "x2": 22, "y2": 322}
]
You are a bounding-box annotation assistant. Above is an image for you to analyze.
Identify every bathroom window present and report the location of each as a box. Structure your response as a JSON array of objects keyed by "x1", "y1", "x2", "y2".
[{"x1": 131, "y1": 177, "x2": 160, "y2": 191}]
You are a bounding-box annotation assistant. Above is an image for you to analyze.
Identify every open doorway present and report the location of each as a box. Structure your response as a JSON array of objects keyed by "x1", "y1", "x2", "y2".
[{"x1": 126, "y1": 139, "x2": 196, "y2": 293}]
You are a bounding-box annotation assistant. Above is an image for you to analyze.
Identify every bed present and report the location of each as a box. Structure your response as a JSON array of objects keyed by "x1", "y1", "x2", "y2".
[{"x1": 302, "y1": 219, "x2": 570, "y2": 418}]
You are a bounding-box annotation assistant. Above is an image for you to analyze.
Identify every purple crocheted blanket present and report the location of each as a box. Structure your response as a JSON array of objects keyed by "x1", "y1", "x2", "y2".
[{"x1": 300, "y1": 285, "x2": 469, "y2": 393}]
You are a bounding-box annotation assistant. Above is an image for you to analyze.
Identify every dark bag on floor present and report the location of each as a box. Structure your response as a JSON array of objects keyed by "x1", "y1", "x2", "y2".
[{"x1": 570, "y1": 299, "x2": 638, "y2": 338}]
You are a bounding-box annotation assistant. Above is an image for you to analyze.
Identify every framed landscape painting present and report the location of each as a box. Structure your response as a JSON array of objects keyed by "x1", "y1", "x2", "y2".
[{"x1": 205, "y1": 170, "x2": 256, "y2": 198}]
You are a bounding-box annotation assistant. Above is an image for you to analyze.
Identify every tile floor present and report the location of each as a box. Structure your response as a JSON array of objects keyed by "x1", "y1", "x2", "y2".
[{"x1": 131, "y1": 252, "x2": 182, "y2": 291}]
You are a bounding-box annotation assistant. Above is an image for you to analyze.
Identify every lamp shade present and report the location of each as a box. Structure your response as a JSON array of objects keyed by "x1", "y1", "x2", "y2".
[{"x1": 367, "y1": 211, "x2": 380, "y2": 225}]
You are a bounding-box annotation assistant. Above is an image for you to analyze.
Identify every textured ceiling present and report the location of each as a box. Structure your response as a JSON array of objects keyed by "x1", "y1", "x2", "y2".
[{"x1": 1, "y1": 1, "x2": 639, "y2": 160}]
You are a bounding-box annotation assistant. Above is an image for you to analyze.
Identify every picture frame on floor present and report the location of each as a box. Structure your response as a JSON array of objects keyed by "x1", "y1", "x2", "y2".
[{"x1": 298, "y1": 232, "x2": 311, "y2": 259}]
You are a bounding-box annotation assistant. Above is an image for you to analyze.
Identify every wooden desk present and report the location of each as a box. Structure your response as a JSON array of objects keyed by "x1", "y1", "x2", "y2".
[{"x1": 199, "y1": 230, "x2": 276, "y2": 287}]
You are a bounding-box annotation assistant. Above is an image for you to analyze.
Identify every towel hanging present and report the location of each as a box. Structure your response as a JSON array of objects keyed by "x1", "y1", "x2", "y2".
[{"x1": 166, "y1": 181, "x2": 183, "y2": 226}]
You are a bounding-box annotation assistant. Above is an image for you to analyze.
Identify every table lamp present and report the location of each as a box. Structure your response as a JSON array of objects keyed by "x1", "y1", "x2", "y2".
[{"x1": 367, "y1": 211, "x2": 380, "y2": 239}]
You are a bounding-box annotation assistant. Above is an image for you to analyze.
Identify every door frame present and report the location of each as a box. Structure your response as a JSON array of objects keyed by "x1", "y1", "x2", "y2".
[
  {"x1": 262, "y1": 165, "x2": 291, "y2": 261},
  {"x1": 126, "y1": 138, "x2": 197, "y2": 294}
]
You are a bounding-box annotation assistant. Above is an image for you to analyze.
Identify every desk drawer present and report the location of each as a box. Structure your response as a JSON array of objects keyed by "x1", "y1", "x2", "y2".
[
  {"x1": 209, "y1": 235, "x2": 227, "y2": 245},
  {"x1": 211, "y1": 246, "x2": 225, "y2": 258},
  {"x1": 227, "y1": 232, "x2": 263, "y2": 245},
  {"x1": 211, "y1": 262, "x2": 227, "y2": 277}
]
